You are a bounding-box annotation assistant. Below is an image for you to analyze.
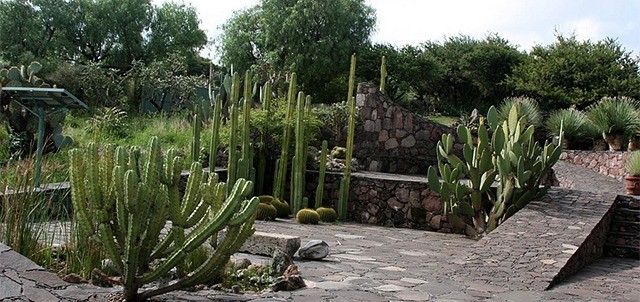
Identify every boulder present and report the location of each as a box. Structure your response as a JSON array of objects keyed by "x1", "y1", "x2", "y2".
[{"x1": 297, "y1": 240, "x2": 330, "y2": 260}]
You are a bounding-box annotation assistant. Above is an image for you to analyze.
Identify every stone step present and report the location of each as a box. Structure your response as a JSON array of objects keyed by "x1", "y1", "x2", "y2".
[{"x1": 466, "y1": 188, "x2": 618, "y2": 291}]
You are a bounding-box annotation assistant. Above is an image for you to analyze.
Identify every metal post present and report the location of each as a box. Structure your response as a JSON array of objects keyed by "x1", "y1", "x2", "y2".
[{"x1": 34, "y1": 106, "x2": 45, "y2": 187}]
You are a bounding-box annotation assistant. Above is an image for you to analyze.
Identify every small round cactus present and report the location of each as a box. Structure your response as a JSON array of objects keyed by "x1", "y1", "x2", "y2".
[
  {"x1": 316, "y1": 207, "x2": 337, "y2": 222},
  {"x1": 272, "y1": 198, "x2": 291, "y2": 218},
  {"x1": 256, "y1": 203, "x2": 277, "y2": 221},
  {"x1": 258, "y1": 195, "x2": 275, "y2": 204},
  {"x1": 296, "y1": 208, "x2": 320, "y2": 224}
]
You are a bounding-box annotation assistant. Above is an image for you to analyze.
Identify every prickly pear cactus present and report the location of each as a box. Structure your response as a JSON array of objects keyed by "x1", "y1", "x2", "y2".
[{"x1": 427, "y1": 105, "x2": 563, "y2": 235}]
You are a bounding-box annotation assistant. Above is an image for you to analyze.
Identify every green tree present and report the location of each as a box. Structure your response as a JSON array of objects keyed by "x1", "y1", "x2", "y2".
[
  {"x1": 219, "y1": 0, "x2": 376, "y2": 102},
  {"x1": 0, "y1": 0, "x2": 208, "y2": 71},
  {"x1": 509, "y1": 34, "x2": 640, "y2": 110}
]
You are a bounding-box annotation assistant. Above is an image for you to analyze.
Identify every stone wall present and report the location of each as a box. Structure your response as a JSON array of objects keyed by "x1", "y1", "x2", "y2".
[
  {"x1": 306, "y1": 171, "x2": 457, "y2": 233},
  {"x1": 605, "y1": 195, "x2": 640, "y2": 258},
  {"x1": 560, "y1": 150, "x2": 628, "y2": 180},
  {"x1": 353, "y1": 83, "x2": 459, "y2": 175}
]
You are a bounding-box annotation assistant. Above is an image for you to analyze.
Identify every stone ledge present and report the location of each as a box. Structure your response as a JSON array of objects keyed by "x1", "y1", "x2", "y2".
[{"x1": 229, "y1": 231, "x2": 301, "y2": 258}]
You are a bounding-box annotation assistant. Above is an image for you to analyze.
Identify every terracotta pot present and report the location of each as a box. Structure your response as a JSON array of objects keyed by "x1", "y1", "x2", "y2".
[
  {"x1": 624, "y1": 175, "x2": 640, "y2": 195},
  {"x1": 593, "y1": 138, "x2": 608, "y2": 151},
  {"x1": 603, "y1": 132, "x2": 624, "y2": 151},
  {"x1": 628, "y1": 135, "x2": 640, "y2": 151}
]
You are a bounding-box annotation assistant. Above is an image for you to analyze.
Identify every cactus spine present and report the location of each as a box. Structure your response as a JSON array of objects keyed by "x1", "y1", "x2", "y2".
[
  {"x1": 338, "y1": 54, "x2": 357, "y2": 221},
  {"x1": 315, "y1": 140, "x2": 328, "y2": 209},
  {"x1": 69, "y1": 137, "x2": 259, "y2": 302}
]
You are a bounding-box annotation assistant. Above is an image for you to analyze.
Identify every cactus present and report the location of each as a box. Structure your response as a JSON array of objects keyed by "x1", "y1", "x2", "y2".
[
  {"x1": 316, "y1": 206, "x2": 337, "y2": 222},
  {"x1": 209, "y1": 63, "x2": 223, "y2": 170},
  {"x1": 338, "y1": 54, "x2": 357, "y2": 221},
  {"x1": 379, "y1": 55, "x2": 387, "y2": 94},
  {"x1": 273, "y1": 73, "x2": 297, "y2": 199},
  {"x1": 69, "y1": 137, "x2": 259, "y2": 301},
  {"x1": 296, "y1": 208, "x2": 320, "y2": 224},
  {"x1": 290, "y1": 92, "x2": 307, "y2": 214},
  {"x1": 272, "y1": 198, "x2": 291, "y2": 218},
  {"x1": 256, "y1": 82, "x2": 272, "y2": 194},
  {"x1": 427, "y1": 105, "x2": 563, "y2": 235},
  {"x1": 191, "y1": 105, "x2": 201, "y2": 163},
  {"x1": 256, "y1": 203, "x2": 278, "y2": 221},
  {"x1": 315, "y1": 140, "x2": 328, "y2": 209}
]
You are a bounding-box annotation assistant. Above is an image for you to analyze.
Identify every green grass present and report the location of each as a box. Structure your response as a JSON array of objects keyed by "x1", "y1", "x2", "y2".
[{"x1": 426, "y1": 115, "x2": 457, "y2": 127}]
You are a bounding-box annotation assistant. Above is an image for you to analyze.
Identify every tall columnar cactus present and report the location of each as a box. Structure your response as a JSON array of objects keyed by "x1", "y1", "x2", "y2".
[
  {"x1": 256, "y1": 82, "x2": 272, "y2": 194},
  {"x1": 191, "y1": 105, "x2": 201, "y2": 163},
  {"x1": 315, "y1": 140, "x2": 328, "y2": 209},
  {"x1": 338, "y1": 54, "x2": 357, "y2": 221},
  {"x1": 273, "y1": 73, "x2": 297, "y2": 199},
  {"x1": 238, "y1": 70, "x2": 254, "y2": 182},
  {"x1": 209, "y1": 64, "x2": 223, "y2": 170},
  {"x1": 427, "y1": 105, "x2": 563, "y2": 235},
  {"x1": 227, "y1": 73, "x2": 241, "y2": 191},
  {"x1": 379, "y1": 55, "x2": 387, "y2": 94},
  {"x1": 290, "y1": 92, "x2": 307, "y2": 214},
  {"x1": 69, "y1": 137, "x2": 259, "y2": 302}
]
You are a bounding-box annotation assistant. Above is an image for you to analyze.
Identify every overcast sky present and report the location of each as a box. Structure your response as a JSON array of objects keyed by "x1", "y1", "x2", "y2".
[{"x1": 156, "y1": 0, "x2": 640, "y2": 61}]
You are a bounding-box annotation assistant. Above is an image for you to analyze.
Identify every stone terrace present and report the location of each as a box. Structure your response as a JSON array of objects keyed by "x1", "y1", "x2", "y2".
[{"x1": 1, "y1": 162, "x2": 639, "y2": 301}]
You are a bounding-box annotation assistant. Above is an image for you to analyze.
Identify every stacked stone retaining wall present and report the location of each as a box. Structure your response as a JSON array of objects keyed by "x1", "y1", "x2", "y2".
[
  {"x1": 560, "y1": 150, "x2": 627, "y2": 180},
  {"x1": 353, "y1": 83, "x2": 460, "y2": 174}
]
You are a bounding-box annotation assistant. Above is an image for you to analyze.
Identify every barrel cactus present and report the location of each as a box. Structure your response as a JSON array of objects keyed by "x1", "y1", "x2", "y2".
[
  {"x1": 316, "y1": 207, "x2": 337, "y2": 222},
  {"x1": 296, "y1": 209, "x2": 320, "y2": 224}
]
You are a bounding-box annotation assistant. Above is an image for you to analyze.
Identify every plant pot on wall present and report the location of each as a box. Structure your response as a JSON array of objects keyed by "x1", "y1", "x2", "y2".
[
  {"x1": 603, "y1": 132, "x2": 624, "y2": 151},
  {"x1": 593, "y1": 138, "x2": 608, "y2": 151},
  {"x1": 628, "y1": 134, "x2": 640, "y2": 151},
  {"x1": 624, "y1": 175, "x2": 640, "y2": 195}
]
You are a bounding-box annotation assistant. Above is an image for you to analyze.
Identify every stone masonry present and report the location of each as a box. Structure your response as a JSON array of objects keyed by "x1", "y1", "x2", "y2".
[
  {"x1": 353, "y1": 83, "x2": 460, "y2": 175},
  {"x1": 560, "y1": 150, "x2": 627, "y2": 180}
]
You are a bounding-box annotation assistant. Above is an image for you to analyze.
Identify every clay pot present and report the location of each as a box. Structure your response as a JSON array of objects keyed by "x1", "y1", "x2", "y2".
[
  {"x1": 603, "y1": 132, "x2": 624, "y2": 151},
  {"x1": 593, "y1": 138, "x2": 608, "y2": 151},
  {"x1": 624, "y1": 175, "x2": 640, "y2": 195},
  {"x1": 628, "y1": 135, "x2": 640, "y2": 151}
]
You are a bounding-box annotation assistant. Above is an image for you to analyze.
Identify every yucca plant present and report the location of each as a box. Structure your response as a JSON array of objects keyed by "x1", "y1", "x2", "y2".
[
  {"x1": 586, "y1": 96, "x2": 640, "y2": 151},
  {"x1": 497, "y1": 96, "x2": 541, "y2": 127},
  {"x1": 545, "y1": 108, "x2": 590, "y2": 148}
]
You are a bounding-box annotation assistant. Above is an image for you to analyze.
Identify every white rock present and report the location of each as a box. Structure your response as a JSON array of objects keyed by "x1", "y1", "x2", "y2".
[{"x1": 298, "y1": 240, "x2": 330, "y2": 260}]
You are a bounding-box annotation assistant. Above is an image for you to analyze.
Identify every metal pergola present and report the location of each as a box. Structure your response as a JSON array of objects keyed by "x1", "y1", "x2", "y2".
[{"x1": 1, "y1": 87, "x2": 87, "y2": 187}]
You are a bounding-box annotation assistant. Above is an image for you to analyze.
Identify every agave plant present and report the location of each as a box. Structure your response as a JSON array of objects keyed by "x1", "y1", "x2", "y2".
[
  {"x1": 497, "y1": 96, "x2": 541, "y2": 127},
  {"x1": 545, "y1": 108, "x2": 591, "y2": 148},
  {"x1": 624, "y1": 150, "x2": 640, "y2": 176},
  {"x1": 586, "y1": 96, "x2": 640, "y2": 151}
]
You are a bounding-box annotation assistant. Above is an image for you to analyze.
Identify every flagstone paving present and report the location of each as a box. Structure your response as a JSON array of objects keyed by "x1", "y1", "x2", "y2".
[{"x1": 1, "y1": 161, "x2": 638, "y2": 301}]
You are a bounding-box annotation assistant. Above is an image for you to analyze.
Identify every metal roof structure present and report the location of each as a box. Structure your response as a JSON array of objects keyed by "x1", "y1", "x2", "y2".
[{"x1": 1, "y1": 87, "x2": 87, "y2": 187}]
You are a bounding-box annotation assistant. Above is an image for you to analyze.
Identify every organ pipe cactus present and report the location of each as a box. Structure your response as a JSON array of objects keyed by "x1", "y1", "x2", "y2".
[
  {"x1": 338, "y1": 54, "x2": 357, "y2": 221},
  {"x1": 191, "y1": 105, "x2": 201, "y2": 163},
  {"x1": 273, "y1": 73, "x2": 297, "y2": 199},
  {"x1": 69, "y1": 137, "x2": 259, "y2": 302},
  {"x1": 290, "y1": 92, "x2": 308, "y2": 214},
  {"x1": 427, "y1": 105, "x2": 563, "y2": 235},
  {"x1": 315, "y1": 140, "x2": 328, "y2": 209},
  {"x1": 209, "y1": 63, "x2": 223, "y2": 170},
  {"x1": 379, "y1": 55, "x2": 387, "y2": 94}
]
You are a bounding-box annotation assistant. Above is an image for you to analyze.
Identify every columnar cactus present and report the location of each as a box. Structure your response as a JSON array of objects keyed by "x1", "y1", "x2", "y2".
[
  {"x1": 208, "y1": 63, "x2": 223, "y2": 170},
  {"x1": 273, "y1": 73, "x2": 297, "y2": 199},
  {"x1": 315, "y1": 140, "x2": 328, "y2": 209},
  {"x1": 427, "y1": 105, "x2": 563, "y2": 235},
  {"x1": 69, "y1": 137, "x2": 259, "y2": 302},
  {"x1": 290, "y1": 92, "x2": 308, "y2": 214},
  {"x1": 338, "y1": 54, "x2": 357, "y2": 221},
  {"x1": 379, "y1": 55, "x2": 387, "y2": 94}
]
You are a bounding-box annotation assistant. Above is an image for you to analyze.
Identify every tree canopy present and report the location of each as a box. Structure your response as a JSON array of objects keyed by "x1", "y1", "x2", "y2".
[
  {"x1": 219, "y1": 0, "x2": 376, "y2": 102},
  {"x1": 0, "y1": 0, "x2": 207, "y2": 71},
  {"x1": 508, "y1": 34, "x2": 640, "y2": 110}
]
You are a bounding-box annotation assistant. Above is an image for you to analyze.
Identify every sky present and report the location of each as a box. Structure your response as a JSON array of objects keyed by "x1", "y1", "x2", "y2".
[{"x1": 155, "y1": 0, "x2": 640, "y2": 61}]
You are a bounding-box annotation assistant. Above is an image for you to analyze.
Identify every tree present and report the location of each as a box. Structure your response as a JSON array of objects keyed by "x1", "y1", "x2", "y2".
[
  {"x1": 0, "y1": 0, "x2": 208, "y2": 71},
  {"x1": 219, "y1": 0, "x2": 376, "y2": 102},
  {"x1": 509, "y1": 34, "x2": 640, "y2": 110}
]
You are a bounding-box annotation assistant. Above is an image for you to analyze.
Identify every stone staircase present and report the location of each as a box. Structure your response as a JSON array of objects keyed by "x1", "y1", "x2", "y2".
[{"x1": 605, "y1": 195, "x2": 640, "y2": 259}]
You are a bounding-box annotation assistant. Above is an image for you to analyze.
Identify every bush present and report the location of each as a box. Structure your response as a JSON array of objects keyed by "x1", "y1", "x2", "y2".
[
  {"x1": 497, "y1": 96, "x2": 541, "y2": 127},
  {"x1": 586, "y1": 96, "x2": 640, "y2": 150},
  {"x1": 545, "y1": 108, "x2": 596, "y2": 145},
  {"x1": 625, "y1": 151, "x2": 640, "y2": 176}
]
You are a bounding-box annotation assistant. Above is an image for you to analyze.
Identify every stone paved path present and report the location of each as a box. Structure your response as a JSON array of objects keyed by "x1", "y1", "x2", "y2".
[{"x1": 1, "y1": 161, "x2": 639, "y2": 301}]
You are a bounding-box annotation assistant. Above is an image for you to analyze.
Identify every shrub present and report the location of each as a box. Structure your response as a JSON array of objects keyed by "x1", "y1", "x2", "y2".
[
  {"x1": 586, "y1": 96, "x2": 640, "y2": 150},
  {"x1": 545, "y1": 108, "x2": 592, "y2": 144},
  {"x1": 497, "y1": 96, "x2": 541, "y2": 127},
  {"x1": 624, "y1": 151, "x2": 640, "y2": 176}
]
